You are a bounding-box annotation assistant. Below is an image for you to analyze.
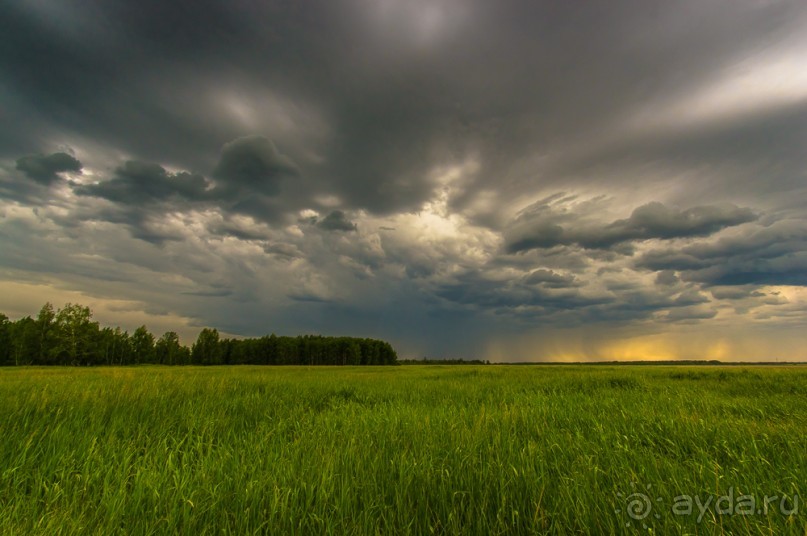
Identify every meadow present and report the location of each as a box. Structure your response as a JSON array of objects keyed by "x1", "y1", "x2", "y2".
[{"x1": 1, "y1": 365, "x2": 805, "y2": 535}]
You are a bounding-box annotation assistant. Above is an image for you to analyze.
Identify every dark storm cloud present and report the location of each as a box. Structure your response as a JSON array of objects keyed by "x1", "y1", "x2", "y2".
[
  {"x1": 4, "y1": 0, "x2": 804, "y2": 214},
  {"x1": 263, "y1": 243, "x2": 303, "y2": 259},
  {"x1": 672, "y1": 288, "x2": 710, "y2": 306},
  {"x1": 602, "y1": 203, "x2": 757, "y2": 245},
  {"x1": 181, "y1": 289, "x2": 234, "y2": 298},
  {"x1": 0, "y1": 152, "x2": 83, "y2": 207},
  {"x1": 709, "y1": 287, "x2": 765, "y2": 300},
  {"x1": 0, "y1": 1, "x2": 257, "y2": 164},
  {"x1": 69, "y1": 160, "x2": 211, "y2": 244},
  {"x1": 522, "y1": 269, "x2": 581, "y2": 289},
  {"x1": 660, "y1": 306, "x2": 718, "y2": 323},
  {"x1": 655, "y1": 271, "x2": 679, "y2": 286},
  {"x1": 212, "y1": 136, "x2": 298, "y2": 198},
  {"x1": 209, "y1": 220, "x2": 272, "y2": 242},
  {"x1": 432, "y1": 267, "x2": 724, "y2": 326},
  {"x1": 64, "y1": 135, "x2": 304, "y2": 241},
  {"x1": 316, "y1": 210, "x2": 357, "y2": 232},
  {"x1": 434, "y1": 270, "x2": 609, "y2": 313},
  {"x1": 75, "y1": 161, "x2": 209, "y2": 204},
  {"x1": 288, "y1": 292, "x2": 331, "y2": 304},
  {"x1": 696, "y1": 259, "x2": 807, "y2": 287},
  {"x1": 15, "y1": 152, "x2": 82, "y2": 184},
  {"x1": 636, "y1": 219, "x2": 807, "y2": 286},
  {"x1": 3, "y1": 0, "x2": 807, "y2": 359},
  {"x1": 578, "y1": 289, "x2": 715, "y2": 324},
  {"x1": 506, "y1": 201, "x2": 756, "y2": 253},
  {"x1": 535, "y1": 100, "x2": 807, "y2": 212}
]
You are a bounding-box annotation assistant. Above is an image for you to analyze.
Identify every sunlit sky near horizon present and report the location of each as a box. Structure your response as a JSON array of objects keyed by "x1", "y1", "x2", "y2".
[{"x1": 2, "y1": 0, "x2": 806, "y2": 361}]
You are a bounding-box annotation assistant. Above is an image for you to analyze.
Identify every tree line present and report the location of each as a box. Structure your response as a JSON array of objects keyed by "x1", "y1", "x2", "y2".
[
  {"x1": 0, "y1": 302, "x2": 398, "y2": 366},
  {"x1": 399, "y1": 358, "x2": 490, "y2": 365}
]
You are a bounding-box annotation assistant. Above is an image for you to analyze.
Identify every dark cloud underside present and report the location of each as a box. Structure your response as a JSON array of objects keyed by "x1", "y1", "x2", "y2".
[{"x1": 2, "y1": 0, "x2": 806, "y2": 360}]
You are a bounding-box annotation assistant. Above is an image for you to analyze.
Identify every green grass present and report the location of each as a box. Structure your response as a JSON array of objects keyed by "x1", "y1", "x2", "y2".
[{"x1": 1, "y1": 365, "x2": 805, "y2": 535}]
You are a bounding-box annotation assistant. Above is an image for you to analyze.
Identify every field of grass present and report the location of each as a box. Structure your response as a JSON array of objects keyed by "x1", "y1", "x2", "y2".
[{"x1": 1, "y1": 365, "x2": 805, "y2": 535}]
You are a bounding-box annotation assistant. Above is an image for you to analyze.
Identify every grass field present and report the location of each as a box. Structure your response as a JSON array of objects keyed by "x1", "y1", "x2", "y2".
[{"x1": 1, "y1": 365, "x2": 805, "y2": 535}]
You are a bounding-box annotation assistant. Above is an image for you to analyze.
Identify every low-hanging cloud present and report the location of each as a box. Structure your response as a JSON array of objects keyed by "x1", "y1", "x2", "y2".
[
  {"x1": 506, "y1": 201, "x2": 757, "y2": 253},
  {"x1": 636, "y1": 219, "x2": 807, "y2": 287},
  {"x1": 16, "y1": 152, "x2": 82, "y2": 184},
  {"x1": 523, "y1": 269, "x2": 581, "y2": 289},
  {"x1": 212, "y1": 136, "x2": 298, "y2": 198},
  {"x1": 75, "y1": 160, "x2": 209, "y2": 204},
  {"x1": 316, "y1": 210, "x2": 357, "y2": 232},
  {"x1": 2, "y1": 0, "x2": 807, "y2": 360},
  {"x1": 66, "y1": 136, "x2": 308, "y2": 241}
]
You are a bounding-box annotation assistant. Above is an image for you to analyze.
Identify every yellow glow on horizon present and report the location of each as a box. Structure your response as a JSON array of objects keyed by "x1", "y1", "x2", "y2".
[
  {"x1": 596, "y1": 336, "x2": 679, "y2": 361},
  {"x1": 486, "y1": 325, "x2": 807, "y2": 363}
]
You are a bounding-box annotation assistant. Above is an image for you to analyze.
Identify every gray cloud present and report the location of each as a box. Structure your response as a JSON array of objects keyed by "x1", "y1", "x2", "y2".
[
  {"x1": 636, "y1": 219, "x2": 807, "y2": 286},
  {"x1": 506, "y1": 201, "x2": 756, "y2": 253},
  {"x1": 316, "y1": 210, "x2": 357, "y2": 232},
  {"x1": 209, "y1": 219, "x2": 272, "y2": 242},
  {"x1": 16, "y1": 152, "x2": 82, "y2": 184},
  {"x1": 76, "y1": 160, "x2": 209, "y2": 204},
  {"x1": 263, "y1": 242, "x2": 303, "y2": 259},
  {"x1": 661, "y1": 305, "x2": 718, "y2": 323},
  {"x1": 5, "y1": 0, "x2": 800, "y2": 213},
  {"x1": 182, "y1": 289, "x2": 234, "y2": 298},
  {"x1": 523, "y1": 269, "x2": 581, "y2": 289},
  {"x1": 655, "y1": 270, "x2": 679, "y2": 286},
  {"x1": 433, "y1": 269, "x2": 610, "y2": 318},
  {"x1": 288, "y1": 292, "x2": 331, "y2": 304},
  {"x1": 212, "y1": 136, "x2": 298, "y2": 198},
  {"x1": 2, "y1": 0, "x2": 807, "y2": 360},
  {"x1": 609, "y1": 203, "x2": 757, "y2": 243},
  {"x1": 67, "y1": 136, "x2": 306, "y2": 241},
  {"x1": 432, "y1": 267, "x2": 724, "y2": 327},
  {"x1": 709, "y1": 286, "x2": 765, "y2": 300},
  {"x1": 70, "y1": 160, "x2": 212, "y2": 244}
]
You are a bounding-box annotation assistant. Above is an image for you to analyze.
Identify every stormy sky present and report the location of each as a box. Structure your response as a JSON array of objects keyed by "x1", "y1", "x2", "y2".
[{"x1": 2, "y1": 0, "x2": 806, "y2": 361}]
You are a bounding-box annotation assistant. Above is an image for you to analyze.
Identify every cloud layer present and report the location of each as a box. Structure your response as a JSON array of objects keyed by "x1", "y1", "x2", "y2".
[{"x1": 1, "y1": 0, "x2": 806, "y2": 360}]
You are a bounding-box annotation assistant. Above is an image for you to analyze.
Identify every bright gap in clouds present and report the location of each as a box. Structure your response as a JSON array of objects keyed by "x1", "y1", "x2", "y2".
[{"x1": 631, "y1": 43, "x2": 807, "y2": 131}]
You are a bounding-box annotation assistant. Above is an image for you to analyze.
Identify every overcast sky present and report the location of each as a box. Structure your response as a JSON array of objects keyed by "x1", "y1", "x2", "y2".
[{"x1": 2, "y1": 0, "x2": 806, "y2": 361}]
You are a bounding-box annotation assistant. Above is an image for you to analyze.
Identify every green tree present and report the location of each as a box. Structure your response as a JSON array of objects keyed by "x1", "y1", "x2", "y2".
[
  {"x1": 0, "y1": 313, "x2": 11, "y2": 365},
  {"x1": 35, "y1": 303, "x2": 57, "y2": 364},
  {"x1": 176, "y1": 345, "x2": 191, "y2": 365},
  {"x1": 98, "y1": 327, "x2": 133, "y2": 365},
  {"x1": 192, "y1": 328, "x2": 221, "y2": 365},
  {"x1": 9, "y1": 317, "x2": 37, "y2": 365},
  {"x1": 264, "y1": 334, "x2": 278, "y2": 365},
  {"x1": 131, "y1": 325, "x2": 156, "y2": 364},
  {"x1": 54, "y1": 303, "x2": 99, "y2": 365},
  {"x1": 155, "y1": 331, "x2": 181, "y2": 365},
  {"x1": 346, "y1": 339, "x2": 361, "y2": 365},
  {"x1": 2, "y1": 300, "x2": 399, "y2": 367}
]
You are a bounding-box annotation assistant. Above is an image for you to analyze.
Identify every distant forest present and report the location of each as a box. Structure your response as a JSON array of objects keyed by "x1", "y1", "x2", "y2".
[{"x1": 0, "y1": 303, "x2": 398, "y2": 366}]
